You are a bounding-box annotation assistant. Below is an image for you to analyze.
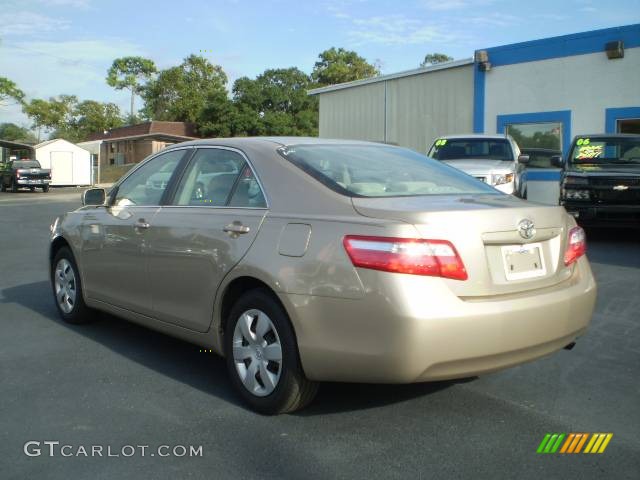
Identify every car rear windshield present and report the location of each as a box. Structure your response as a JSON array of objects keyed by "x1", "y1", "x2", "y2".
[
  {"x1": 13, "y1": 160, "x2": 41, "y2": 168},
  {"x1": 278, "y1": 144, "x2": 499, "y2": 197},
  {"x1": 569, "y1": 136, "x2": 640, "y2": 165},
  {"x1": 428, "y1": 138, "x2": 513, "y2": 161}
]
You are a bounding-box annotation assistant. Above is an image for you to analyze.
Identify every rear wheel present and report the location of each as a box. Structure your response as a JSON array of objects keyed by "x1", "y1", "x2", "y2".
[
  {"x1": 10, "y1": 178, "x2": 18, "y2": 192},
  {"x1": 0, "y1": 178, "x2": 6, "y2": 192},
  {"x1": 42, "y1": 185, "x2": 50, "y2": 193},
  {"x1": 51, "y1": 247, "x2": 93, "y2": 324},
  {"x1": 225, "y1": 289, "x2": 318, "y2": 414}
]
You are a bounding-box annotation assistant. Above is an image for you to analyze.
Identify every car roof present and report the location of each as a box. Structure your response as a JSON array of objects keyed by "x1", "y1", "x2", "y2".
[
  {"x1": 572, "y1": 133, "x2": 640, "y2": 139},
  {"x1": 172, "y1": 136, "x2": 389, "y2": 150},
  {"x1": 436, "y1": 134, "x2": 512, "y2": 141}
]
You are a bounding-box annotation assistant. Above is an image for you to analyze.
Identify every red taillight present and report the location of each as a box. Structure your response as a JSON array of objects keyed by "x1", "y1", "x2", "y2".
[
  {"x1": 343, "y1": 235, "x2": 468, "y2": 280},
  {"x1": 564, "y1": 226, "x2": 586, "y2": 266},
  {"x1": 16, "y1": 172, "x2": 21, "y2": 178}
]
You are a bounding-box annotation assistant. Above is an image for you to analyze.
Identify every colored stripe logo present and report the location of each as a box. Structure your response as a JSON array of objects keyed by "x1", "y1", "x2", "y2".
[{"x1": 536, "y1": 433, "x2": 613, "y2": 454}]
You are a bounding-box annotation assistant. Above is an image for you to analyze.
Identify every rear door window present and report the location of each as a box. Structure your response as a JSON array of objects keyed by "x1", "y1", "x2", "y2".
[{"x1": 173, "y1": 148, "x2": 267, "y2": 207}]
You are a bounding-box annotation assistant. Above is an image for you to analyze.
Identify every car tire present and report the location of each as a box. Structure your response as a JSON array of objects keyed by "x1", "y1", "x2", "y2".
[
  {"x1": 10, "y1": 178, "x2": 18, "y2": 192},
  {"x1": 0, "y1": 179, "x2": 6, "y2": 192},
  {"x1": 29, "y1": 186, "x2": 35, "y2": 192},
  {"x1": 51, "y1": 247, "x2": 94, "y2": 324},
  {"x1": 42, "y1": 185, "x2": 50, "y2": 193},
  {"x1": 224, "y1": 288, "x2": 319, "y2": 414}
]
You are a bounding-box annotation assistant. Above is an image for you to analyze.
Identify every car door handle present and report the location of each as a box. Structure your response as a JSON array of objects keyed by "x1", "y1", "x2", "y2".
[
  {"x1": 223, "y1": 223, "x2": 250, "y2": 234},
  {"x1": 134, "y1": 220, "x2": 150, "y2": 229}
]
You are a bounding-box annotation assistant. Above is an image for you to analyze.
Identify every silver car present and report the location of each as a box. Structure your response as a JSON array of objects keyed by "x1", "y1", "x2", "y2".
[
  {"x1": 428, "y1": 134, "x2": 530, "y2": 196},
  {"x1": 50, "y1": 138, "x2": 596, "y2": 414}
]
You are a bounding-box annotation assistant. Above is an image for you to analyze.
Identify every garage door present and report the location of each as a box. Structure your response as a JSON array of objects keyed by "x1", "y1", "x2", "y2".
[{"x1": 51, "y1": 151, "x2": 74, "y2": 185}]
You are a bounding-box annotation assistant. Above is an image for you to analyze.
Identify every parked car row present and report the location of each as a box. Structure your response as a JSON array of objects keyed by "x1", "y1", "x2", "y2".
[{"x1": 426, "y1": 133, "x2": 640, "y2": 228}]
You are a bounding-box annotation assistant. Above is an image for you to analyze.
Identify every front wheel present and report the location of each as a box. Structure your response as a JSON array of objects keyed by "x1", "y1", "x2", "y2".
[
  {"x1": 51, "y1": 247, "x2": 94, "y2": 324},
  {"x1": 225, "y1": 289, "x2": 318, "y2": 414}
]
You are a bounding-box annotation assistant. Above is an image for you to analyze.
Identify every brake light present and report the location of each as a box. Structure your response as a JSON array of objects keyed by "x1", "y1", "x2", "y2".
[
  {"x1": 16, "y1": 172, "x2": 21, "y2": 178},
  {"x1": 564, "y1": 226, "x2": 586, "y2": 266},
  {"x1": 343, "y1": 235, "x2": 468, "y2": 280}
]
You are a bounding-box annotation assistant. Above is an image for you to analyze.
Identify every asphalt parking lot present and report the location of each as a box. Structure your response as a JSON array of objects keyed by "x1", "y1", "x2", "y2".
[{"x1": 1, "y1": 187, "x2": 639, "y2": 479}]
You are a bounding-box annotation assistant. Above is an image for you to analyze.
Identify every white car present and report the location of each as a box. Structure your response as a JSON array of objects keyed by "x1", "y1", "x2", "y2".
[{"x1": 428, "y1": 134, "x2": 529, "y2": 196}]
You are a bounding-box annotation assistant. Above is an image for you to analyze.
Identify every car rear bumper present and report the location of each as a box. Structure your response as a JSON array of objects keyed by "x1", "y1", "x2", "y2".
[
  {"x1": 286, "y1": 256, "x2": 596, "y2": 383},
  {"x1": 564, "y1": 203, "x2": 640, "y2": 227},
  {"x1": 17, "y1": 178, "x2": 51, "y2": 185}
]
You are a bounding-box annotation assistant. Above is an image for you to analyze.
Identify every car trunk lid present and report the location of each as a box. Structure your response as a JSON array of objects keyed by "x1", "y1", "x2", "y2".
[{"x1": 351, "y1": 194, "x2": 574, "y2": 297}]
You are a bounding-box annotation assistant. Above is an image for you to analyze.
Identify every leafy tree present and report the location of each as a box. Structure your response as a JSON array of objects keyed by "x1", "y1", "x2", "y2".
[
  {"x1": 54, "y1": 100, "x2": 123, "y2": 143},
  {"x1": 311, "y1": 48, "x2": 379, "y2": 86},
  {"x1": 106, "y1": 56, "x2": 157, "y2": 120},
  {"x1": 232, "y1": 67, "x2": 318, "y2": 136},
  {"x1": 22, "y1": 95, "x2": 77, "y2": 141},
  {"x1": 0, "y1": 123, "x2": 37, "y2": 144},
  {"x1": 142, "y1": 55, "x2": 228, "y2": 124},
  {"x1": 420, "y1": 53, "x2": 453, "y2": 67},
  {"x1": 0, "y1": 77, "x2": 25, "y2": 107},
  {"x1": 197, "y1": 89, "x2": 236, "y2": 138}
]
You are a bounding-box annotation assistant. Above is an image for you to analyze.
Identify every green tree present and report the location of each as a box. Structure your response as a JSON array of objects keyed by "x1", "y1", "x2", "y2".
[
  {"x1": 22, "y1": 95, "x2": 77, "y2": 141},
  {"x1": 420, "y1": 53, "x2": 453, "y2": 67},
  {"x1": 106, "y1": 56, "x2": 157, "y2": 120},
  {"x1": 0, "y1": 77, "x2": 25, "y2": 107},
  {"x1": 142, "y1": 55, "x2": 228, "y2": 124},
  {"x1": 232, "y1": 67, "x2": 318, "y2": 136},
  {"x1": 311, "y1": 48, "x2": 379, "y2": 86},
  {"x1": 54, "y1": 100, "x2": 123, "y2": 142},
  {"x1": 0, "y1": 123, "x2": 38, "y2": 143}
]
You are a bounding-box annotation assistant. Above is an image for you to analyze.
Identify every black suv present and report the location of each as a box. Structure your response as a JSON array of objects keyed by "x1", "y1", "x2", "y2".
[{"x1": 555, "y1": 134, "x2": 640, "y2": 227}]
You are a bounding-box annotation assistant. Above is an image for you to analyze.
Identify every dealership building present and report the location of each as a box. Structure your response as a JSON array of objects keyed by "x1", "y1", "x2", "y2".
[{"x1": 308, "y1": 24, "x2": 640, "y2": 158}]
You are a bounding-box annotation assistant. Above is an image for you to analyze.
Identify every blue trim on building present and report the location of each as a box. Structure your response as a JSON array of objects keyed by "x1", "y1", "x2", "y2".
[
  {"x1": 496, "y1": 110, "x2": 572, "y2": 157},
  {"x1": 473, "y1": 65, "x2": 485, "y2": 133},
  {"x1": 472, "y1": 24, "x2": 640, "y2": 137},
  {"x1": 605, "y1": 107, "x2": 640, "y2": 133},
  {"x1": 482, "y1": 24, "x2": 640, "y2": 67},
  {"x1": 522, "y1": 170, "x2": 562, "y2": 182}
]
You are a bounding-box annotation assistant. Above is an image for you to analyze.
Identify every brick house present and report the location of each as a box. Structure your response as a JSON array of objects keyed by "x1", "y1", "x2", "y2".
[{"x1": 86, "y1": 121, "x2": 198, "y2": 167}]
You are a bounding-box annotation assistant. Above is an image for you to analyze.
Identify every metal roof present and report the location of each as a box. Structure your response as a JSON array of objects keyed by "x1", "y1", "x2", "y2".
[
  {"x1": 0, "y1": 139, "x2": 35, "y2": 150},
  {"x1": 307, "y1": 58, "x2": 474, "y2": 95}
]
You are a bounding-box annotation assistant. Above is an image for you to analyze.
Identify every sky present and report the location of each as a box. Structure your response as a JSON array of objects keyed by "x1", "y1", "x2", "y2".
[{"x1": 1, "y1": 0, "x2": 639, "y2": 128}]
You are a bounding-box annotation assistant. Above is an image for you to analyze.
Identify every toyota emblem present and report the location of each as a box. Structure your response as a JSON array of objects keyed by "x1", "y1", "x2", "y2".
[{"x1": 517, "y1": 219, "x2": 536, "y2": 240}]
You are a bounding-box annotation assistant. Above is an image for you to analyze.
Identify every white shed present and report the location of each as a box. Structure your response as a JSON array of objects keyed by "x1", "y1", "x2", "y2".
[{"x1": 35, "y1": 139, "x2": 92, "y2": 186}]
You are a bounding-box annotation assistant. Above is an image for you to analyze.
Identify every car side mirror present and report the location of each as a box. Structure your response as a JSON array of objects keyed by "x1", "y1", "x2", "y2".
[
  {"x1": 517, "y1": 154, "x2": 529, "y2": 164},
  {"x1": 550, "y1": 155, "x2": 563, "y2": 168},
  {"x1": 82, "y1": 188, "x2": 106, "y2": 206}
]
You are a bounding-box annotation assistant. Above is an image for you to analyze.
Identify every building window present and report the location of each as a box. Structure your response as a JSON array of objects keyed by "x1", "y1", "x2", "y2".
[
  {"x1": 617, "y1": 118, "x2": 640, "y2": 134},
  {"x1": 605, "y1": 107, "x2": 640, "y2": 134},
  {"x1": 497, "y1": 110, "x2": 571, "y2": 159},
  {"x1": 506, "y1": 122, "x2": 562, "y2": 151}
]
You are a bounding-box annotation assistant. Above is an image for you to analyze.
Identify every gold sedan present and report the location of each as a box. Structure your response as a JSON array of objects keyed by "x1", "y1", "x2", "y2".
[{"x1": 49, "y1": 138, "x2": 596, "y2": 414}]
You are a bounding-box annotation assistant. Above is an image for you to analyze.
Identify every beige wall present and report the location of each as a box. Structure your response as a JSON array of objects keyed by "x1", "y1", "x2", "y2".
[
  {"x1": 385, "y1": 65, "x2": 473, "y2": 153},
  {"x1": 319, "y1": 82, "x2": 386, "y2": 143},
  {"x1": 318, "y1": 64, "x2": 474, "y2": 154}
]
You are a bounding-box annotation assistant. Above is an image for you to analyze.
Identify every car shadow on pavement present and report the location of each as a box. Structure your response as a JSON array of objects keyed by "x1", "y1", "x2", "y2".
[
  {"x1": 2, "y1": 280, "x2": 460, "y2": 415},
  {"x1": 584, "y1": 227, "x2": 640, "y2": 269}
]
